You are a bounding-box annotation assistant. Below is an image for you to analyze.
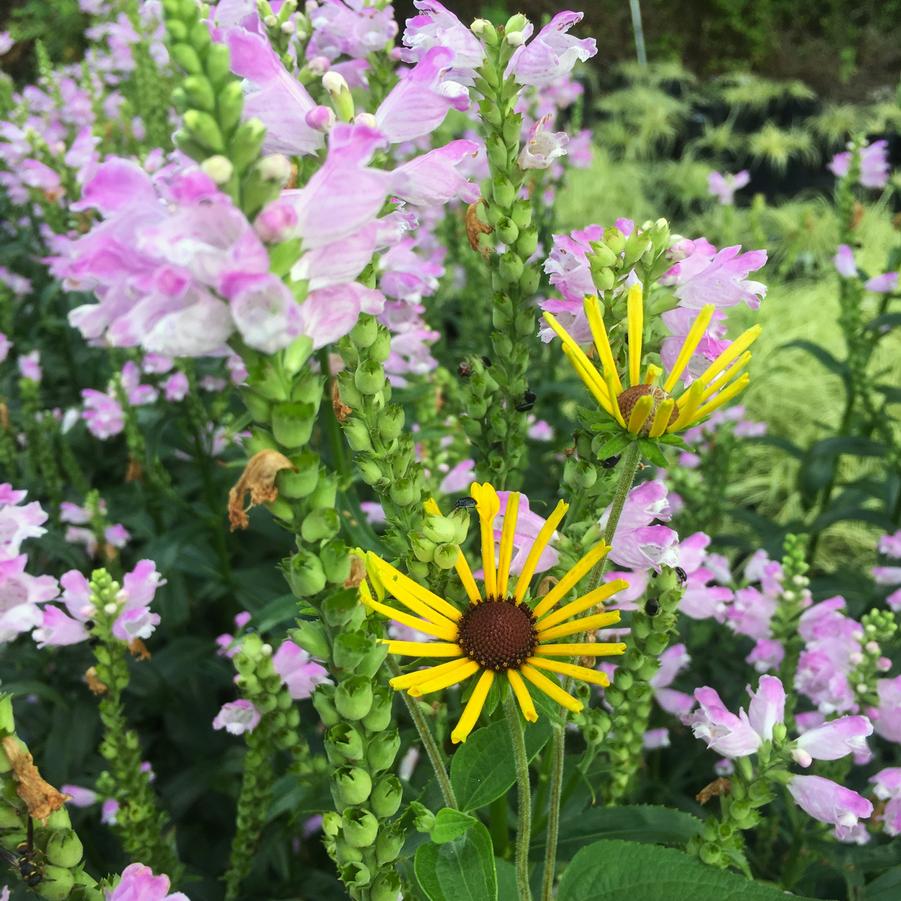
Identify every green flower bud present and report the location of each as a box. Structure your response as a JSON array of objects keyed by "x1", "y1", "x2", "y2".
[
  {"x1": 350, "y1": 316, "x2": 379, "y2": 348},
  {"x1": 371, "y1": 776, "x2": 403, "y2": 819},
  {"x1": 323, "y1": 71, "x2": 354, "y2": 121},
  {"x1": 272, "y1": 401, "x2": 316, "y2": 448},
  {"x1": 502, "y1": 112, "x2": 522, "y2": 147},
  {"x1": 496, "y1": 216, "x2": 519, "y2": 245},
  {"x1": 378, "y1": 405, "x2": 405, "y2": 442},
  {"x1": 433, "y1": 543, "x2": 460, "y2": 570},
  {"x1": 591, "y1": 266, "x2": 615, "y2": 292},
  {"x1": 300, "y1": 508, "x2": 340, "y2": 543},
  {"x1": 486, "y1": 135, "x2": 509, "y2": 170},
  {"x1": 375, "y1": 822, "x2": 406, "y2": 865},
  {"x1": 183, "y1": 74, "x2": 215, "y2": 112},
  {"x1": 312, "y1": 684, "x2": 341, "y2": 726},
  {"x1": 390, "y1": 478, "x2": 419, "y2": 508},
  {"x1": 323, "y1": 542, "x2": 352, "y2": 587},
  {"x1": 170, "y1": 42, "x2": 203, "y2": 74},
  {"x1": 325, "y1": 722, "x2": 364, "y2": 762},
  {"x1": 519, "y1": 267, "x2": 540, "y2": 295},
  {"x1": 45, "y1": 828, "x2": 83, "y2": 867},
  {"x1": 698, "y1": 842, "x2": 722, "y2": 866},
  {"x1": 564, "y1": 458, "x2": 598, "y2": 490},
  {"x1": 265, "y1": 494, "x2": 295, "y2": 522},
  {"x1": 343, "y1": 417, "x2": 372, "y2": 454},
  {"x1": 36, "y1": 865, "x2": 75, "y2": 900},
  {"x1": 240, "y1": 387, "x2": 271, "y2": 423},
  {"x1": 0, "y1": 804, "x2": 21, "y2": 829},
  {"x1": 362, "y1": 687, "x2": 393, "y2": 732},
  {"x1": 370, "y1": 870, "x2": 403, "y2": 901},
  {"x1": 498, "y1": 251, "x2": 524, "y2": 283},
  {"x1": 515, "y1": 228, "x2": 538, "y2": 258},
  {"x1": 332, "y1": 632, "x2": 370, "y2": 671},
  {"x1": 354, "y1": 359, "x2": 385, "y2": 395},
  {"x1": 229, "y1": 118, "x2": 267, "y2": 171},
  {"x1": 492, "y1": 176, "x2": 515, "y2": 209},
  {"x1": 323, "y1": 590, "x2": 359, "y2": 628},
  {"x1": 183, "y1": 109, "x2": 225, "y2": 152},
  {"x1": 285, "y1": 549, "x2": 327, "y2": 597},
  {"x1": 342, "y1": 807, "x2": 379, "y2": 848},
  {"x1": 333, "y1": 766, "x2": 373, "y2": 807},
  {"x1": 322, "y1": 810, "x2": 342, "y2": 837},
  {"x1": 410, "y1": 531, "x2": 435, "y2": 563},
  {"x1": 290, "y1": 618, "x2": 330, "y2": 660},
  {"x1": 356, "y1": 453, "x2": 383, "y2": 486},
  {"x1": 307, "y1": 471, "x2": 337, "y2": 510},
  {"x1": 644, "y1": 632, "x2": 668, "y2": 655},
  {"x1": 623, "y1": 232, "x2": 652, "y2": 267},
  {"x1": 603, "y1": 226, "x2": 626, "y2": 253},
  {"x1": 588, "y1": 241, "x2": 618, "y2": 268},
  {"x1": 217, "y1": 80, "x2": 245, "y2": 135},
  {"x1": 772, "y1": 722, "x2": 787, "y2": 744},
  {"x1": 423, "y1": 514, "x2": 456, "y2": 545},
  {"x1": 356, "y1": 641, "x2": 389, "y2": 678},
  {"x1": 470, "y1": 19, "x2": 498, "y2": 45},
  {"x1": 369, "y1": 328, "x2": 392, "y2": 363},
  {"x1": 283, "y1": 334, "x2": 314, "y2": 376},
  {"x1": 367, "y1": 728, "x2": 400, "y2": 773},
  {"x1": 339, "y1": 860, "x2": 370, "y2": 888}
]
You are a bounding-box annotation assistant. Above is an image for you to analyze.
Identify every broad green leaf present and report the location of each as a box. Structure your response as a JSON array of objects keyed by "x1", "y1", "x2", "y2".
[
  {"x1": 596, "y1": 433, "x2": 634, "y2": 459},
  {"x1": 530, "y1": 806, "x2": 702, "y2": 860},
  {"x1": 430, "y1": 808, "x2": 482, "y2": 844},
  {"x1": 451, "y1": 716, "x2": 552, "y2": 811},
  {"x1": 414, "y1": 810, "x2": 497, "y2": 901},
  {"x1": 866, "y1": 866, "x2": 901, "y2": 900},
  {"x1": 557, "y1": 840, "x2": 822, "y2": 901},
  {"x1": 496, "y1": 858, "x2": 518, "y2": 901}
]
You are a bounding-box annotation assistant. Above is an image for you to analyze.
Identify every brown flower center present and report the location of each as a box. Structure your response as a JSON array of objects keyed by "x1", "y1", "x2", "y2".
[
  {"x1": 617, "y1": 384, "x2": 679, "y2": 433},
  {"x1": 457, "y1": 598, "x2": 538, "y2": 671}
]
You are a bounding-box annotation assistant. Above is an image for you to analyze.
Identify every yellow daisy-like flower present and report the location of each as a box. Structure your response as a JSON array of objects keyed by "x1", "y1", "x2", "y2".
[
  {"x1": 359, "y1": 483, "x2": 628, "y2": 744},
  {"x1": 543, "y1": 284, "x2": 761, "y2": 436}
]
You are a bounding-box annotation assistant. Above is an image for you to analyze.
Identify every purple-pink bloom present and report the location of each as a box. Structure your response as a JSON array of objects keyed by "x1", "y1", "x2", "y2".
[
  {"x1": 792, "y1": 715, "x2": 872, "y2": 766},
  {"x1": 865, "y1": 272, "x2": 898, "y2": 294},
  {"x1": 163, "y1": 371, "x2": 189, "y2": 402},
  {"x1": 61, "y1": 784, "x2": 99, "y2": 807},
  {"x1": 440, "y1": 459, "x2": 476, "y2": 494},
  {"x1": 833, "y1": 244, "x2": 858, "y2": 278},
  {"x1": 272, "y1": 640, "x2": 331, "y2": 699},
  {"x1": 34, "y1": 605, "x2": 91, "y2": 648},
  {"x1": 788, "y1": 775, "x2": 873, "y2": 830},
  {"x1": 747, "y1": 638, "x2": 785, "y2": 673},
  {"x1": 519, "y1": 115, "x2": 569, "y2": 170},
  {"x1": 747, "y1": 674, "x2": 785, "y2": 742},
  {"x1": 507, "y1": 12, "x2": 597, "y2": 88},
  {"x1": 213, "y1": 699, "x2": 261, "y2": 736},
  {"x1": 389, "y1": 139, "x2": 481, "y2": 207},
  {"x1": 106, "y1": 862, "x2": 189, "y2": 901},
  {"x1": 829, "y1": 139, "x2": 890, "y2": 189},
  {"x1": 707, "y1": 170, "x2": 750, "y2": 206},
  {"x1": 0, "y1": 485, "x2": 49, "y2": 558},
  {"x1": 1, "y1": 556, "x2": 59, "y2": 643},
  {"x1": 81, "y1": 389, "x2": 125, "y2": 440},
  {"x1": 601, "y1": 481, "x2": 678, "y2": 571},
  {"x1": 402, "y1": 1, "x2": 485, "y2": 86},
  {"x1": 878, "y1": 530, "x2": 901, "y2": 558},
  {"x1": 650, "y1": 644, "x2": 694, "y2": 716},
  {"x1": 686, "y1": 685, "x2": 762, "y2": 758},
  {"x1": 17, "y1": 350, "x2": 42, "y2": 382},
  {"x1": 872, "y1": 675, "x2": 901, "y2": 743}
]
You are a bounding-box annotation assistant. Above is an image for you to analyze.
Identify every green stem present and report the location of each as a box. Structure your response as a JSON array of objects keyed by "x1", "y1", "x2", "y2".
[
  {"x1": 505, "y1": 693, "x2": 532, "y2": 901},
  {"x1": 541, "y1": 440, "x2": 642, "y2": 899},
  {"x1": 389, "y1": 658, "x2": 457, "y2": 809}
]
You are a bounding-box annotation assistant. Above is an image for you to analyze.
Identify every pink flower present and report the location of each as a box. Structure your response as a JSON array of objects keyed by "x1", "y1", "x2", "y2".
[
  {"x1": 746, "y1": 638, "x2": 785, "y2": 673},
  {"x1": 163, "y1": 371, "x2": 189, "y2": 402},
  {"x1": 643, "y1": 728, "x2": 670, "y2": 749},
  {"x1": 0, "y1": 332, "x2": 10, "y2": 364},
  {"x1": 272, "y1": 640, "x2": 331, "y2": 699},
  {"x1": 17, "y1": 350, "x2": 42, "y2": 382},
  {"x1": 601, "y1": 481, "x2": 678, "y2": 572},
  {"x1": 707, "y1": 170, "x2": 750, "y2": 206},
  {"x1": 34, "y1": 606, "x2": 90, "y2": 647},
  {"x1": 0, "y1": 485, "x2": 49, "y2": 558},
  {"x1": 111, "y1": 607, "x2": 161, "y2": 642},
  {"x1": 61, "y1": 784, "x2": 99, "y2": 807},
  {"x1": 788, "y1": 775, "x2": 873, "y2": 830},
  {"x1": 791, "y1": 716, "x2": 872, "y2": 766},
  {"x1": 833, "y1": 244, "x2": 858, "y2": 278},
  {"x1": 307, "y1": 0, "x2": 398, "y2": 60},
  {"x1": 727, "y1": 587, "x2": 777, "y2": 640},
  {"x1": 101, "y1": 798, "x2": 120, "y2": 825},
  {"x1": 121, "y1": 361, "x2": 158, "y2": 406},
  {"x1": 878, "y1": 530, "x2": 901, "y2": 558},
  {"x1": 677, "y1": 532, "x2": 733, "y2": 621},
  {"x1": 1, "y1": 556, "x2": 59, "y2": 643},
  {"x1": 106, "y1": 862, "x2": 188, "y2": 901},
  {"x1": 528, "y1": 418, "x2": 554, "y2": 441},
  {"x1": 440, "y1": 460, "x2": 476, "y2": 494},
  {"x1": 873, "y1": 675, "x2": 901, "y2": 742},
  {"x1": 865, "y1": 272, "x2": 898, "y2": 294},
  {"x1": 686, "y1": 685, "x2": 762, "y2": 757},
  {"x1": 519, "y1": 114, "x2": 569, "y2": 170},
  {"x1": 507, "y1": 11, "x2": 597, "y2": 88},
  {"x1": 650, "y1": 644, "x2": 694, "y2": 716},
  {"x1": 360, "y1": 501, "x2": 386, "y2": 526},
  {"x1": 747, "y1": 674, "x2": 785, "y2": 741},
  {"x1": 389, "y1": 139, "x2": 481, "y2": 207},
  {"x1": 213, "y1": 699, "x2": 261, "y2": 736},
  {"x1": 402, "y1": 1, "x2": 485, "y2": 86},
  {"x1": 81, "y1": 389, "x2": 125, "y2": 440},
  {"x1": 829, "y1": 140, "x2": 890, "y2": 189}
]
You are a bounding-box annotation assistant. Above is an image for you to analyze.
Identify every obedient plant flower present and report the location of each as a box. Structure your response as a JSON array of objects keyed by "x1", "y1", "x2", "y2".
[
  {"x1": 829, "y1": 139, "x2": 890, "y2": 189},
  {"x1": 544, "y1": 284, "x2": 761, "y2": 438},
  {"x1": 787, "y1": 775, "x2": 873, "y2": 835},
  {"x1": 870, "y1": 768, "x2": 901, "y2": 836},
  {"x1": 402, "y1": 1, "x2": 485, "y2": 85},
  {"x1": 518, "y1": 114, "x2": 569, "y2": 170},
  {"x1": 0, "y1": 483, "x2": 49, "y2": 558},
  {"x1": 272, "y1": 639, "x2": 331, "y2": 700},
  {"x1": 600, "y1": 480, "x2": 678, "y2": 572},
  {"x1": 874, "y1": 530, "x2": 901, "y2": 610},
  {"x1": 707, "y1": 170, "x2": 750, "y2": 206},
  {"x1": 106, "y1": 862, "x2": 189, "y2": 901},
  {"x1": 213, "y1": 699, "x2": 261, "y2": 736},
  {"x1": 360, "y1": 482, "x2": 627, "y2": 742},
  {"x1": 833, "y1": 244, "x2": 858, "y2": 278},
  {"x1": 506, "y1": 11, "x2": 597, "y2": 87}
]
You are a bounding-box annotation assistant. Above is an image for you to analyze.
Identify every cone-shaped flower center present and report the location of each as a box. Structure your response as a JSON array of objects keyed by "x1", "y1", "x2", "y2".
[
  {"x1": 617, "y1": 384, "x2": 678, "y2": 433},
  {"x1": 458, "y1": 598, "x2": 538, "y2": 671}
]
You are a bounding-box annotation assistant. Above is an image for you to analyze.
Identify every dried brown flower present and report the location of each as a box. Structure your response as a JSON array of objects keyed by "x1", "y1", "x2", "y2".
[
  {"x1": 228, "y1": 449, "x2": 296, "y2": 530},
  {"x1": 1, "y1": 736, "x2": 70, "y2": 823}
]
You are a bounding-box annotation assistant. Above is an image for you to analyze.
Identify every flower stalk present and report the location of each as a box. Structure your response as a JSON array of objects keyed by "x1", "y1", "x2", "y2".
[{"x1": 505, "y1": 692, "x2": 533, "y2": 901}]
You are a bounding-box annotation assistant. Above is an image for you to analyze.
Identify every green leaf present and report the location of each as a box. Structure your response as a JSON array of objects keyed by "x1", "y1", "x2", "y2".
[
  {"x1": 530, "y1": 806, "x2": 702, "y2": 860},
  {"x1": 557, "y1": 840, "x2": 823, "y2": 901},
  {"x1": 414, "y1": 810, "x2": 497, "y2": 901},
  {"x1": 638, "y1": 438, "x2": 669, "y2": 468},
  {"x1": 866, "y1": 312, "x2": 901, "y2": 332},
  {"x1": 866, "y1": 866, "x2": 901, "y2": 900},
  {"x1": 451, "y1": 716, "x2": 552, "y2": 811},
  {"x1": 496, "y1": 858, "x2": 519, "y2": 901},
  {"x1": 430, "y1": 809, "x2": 482, "y2": 844},
  {"x1": 595, "y1": 433, "x2": 634, "y2": 460},
  {"x1": 781, "y1": 339, "x2": 850, "y2": 387}
]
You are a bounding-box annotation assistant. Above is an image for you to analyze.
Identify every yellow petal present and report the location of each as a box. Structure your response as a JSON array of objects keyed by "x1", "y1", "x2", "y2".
[
  {"x1": 361, "y1": 591, "x2": 459, "y2": 642},
  {"x1": 647, "y1": 398, "x2": 675, "y2": 438},
  {"x1": 520, "y1": 664, "x2": 583, "y2": 713},
  {"x1": 662, "y1": 304, "x2": 715, "y2": 393},
  {"x1": 627, "y1": 283, "x2": 643, "y2": 387},
  {"x1": 696, "y1": 325, "x2": 762, "y2": 388},
  {"x1": 423, "y1": 497, "x2": 441, "y2": 517},
  {"x1": 471, "y1": 482, "x2": 499, "y2": 598},
  {"x1": 383, "y1": 641, "x2": 463, "y2": 657},
  {"x1": 507, "y1": 669, "x2": 538, "y2": 722},
  {"x1": 536, "y1": 581, "x2": 626, "y2": 630},
  {"x1": 536, "y1": 642, "x2": 627, "y2": 657},
  {"x1": 604, "y1": 367, "x2": 626, "y2": 427},
  {"x1": 700, "y1": 352, "x2": 751, "y2": 403},
  {"x1": 513, "y1": 499, "x2": 569, "y2": 604},
  {"x1": 368, "y1": 554, "x2": 462, "y2": 622},
  {"x1": 527, "y1": 656, "x2": 610, "y2": 686},
  {"x1": 561, "y1": 345, "x2": 615, "y2": 416},
  {"x1": 390, "y1": 657, "x2": 468, "y2": 690},
  {"x1": 583, "y1": 296, "x2": 623, "y2": 396},
  {"x1": 626, "y1": 394, "x2": 653, "y2": 434},
  {"x1": 668, "y1": 381, "x2": 705, "y2": 433},
  {"x1": 643, "y1": 363, "x2": 662, "y2": 386},
  {"x1": 690, "y1": 373, "x2": 751, "y2": 425},
  {"x1": 532, "y1": 541, "x2": 610, "y2": 618},
  {"x1": 455, "y1": 552, "x2": 482, "y2": 604},
  {"x1": 450, "y1": 669, "x2": 494, "y2": 743},
  {"x1": 410, "y1": 658, "x2": 480, "y2": 697},
  {"x1": 537, "y1": 610, "x2": 624, "y2": 641},
  {"x1": 497, "y1": 492, "x2": 520, "y2": 598}
]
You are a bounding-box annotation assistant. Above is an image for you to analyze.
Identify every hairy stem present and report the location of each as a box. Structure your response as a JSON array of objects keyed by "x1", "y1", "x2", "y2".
[{"x1": 505, "y1": 693, "x2": 532, "y2": 901}]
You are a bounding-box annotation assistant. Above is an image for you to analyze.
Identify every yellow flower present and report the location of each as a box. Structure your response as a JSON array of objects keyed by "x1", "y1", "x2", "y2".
[
  {"x1": 543, "y1": 285, "x2": 761, "y2": 436},
  {"x1": 359, "y1": 483, "x2": 627, "y2": 744}
]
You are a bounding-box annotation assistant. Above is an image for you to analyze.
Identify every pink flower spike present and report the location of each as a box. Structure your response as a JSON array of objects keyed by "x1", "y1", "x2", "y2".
[
  {"x1": 788, "y1": 774, "x2": 873, "y2": 829},
  {"x1": 794, "y1": 715, "x2": 873, "y2": 761},
  {"x1": 213, "y1": 699, "x2": 261, "y2": 736},
  {"x1": 107, "y1": 862, "x2": 188, "y2": 901}
]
